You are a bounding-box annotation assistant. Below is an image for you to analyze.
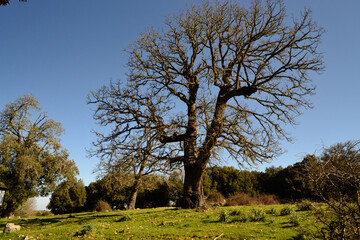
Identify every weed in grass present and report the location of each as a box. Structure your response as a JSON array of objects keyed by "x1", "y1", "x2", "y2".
[
  {"x1": 289, "y1": 214, "x2": 301, "y2": 227},
  {"x1": 230, "y1": 210, "x2": 242, "y2": 216},
  {"x1": 74, "y1": 224, "x2": 96, "y2": 236},
  {"x1": 249, "y1": 209, "x2": 266, "y2": 222},
  {"x1": 233, "y1": 215, "x2": 249, "y2": 223},
  {"x1": 280, "y1": 206, "x2": 294, "y2": 216},
  {"x1": 117, "y1": 214, "x2": 132, "y2": 222},
  {"x1": 231, "y1": 211, "x2": 248, "y2": 223},
  {"x1": 266, "y1": 207, "x2": 277, "y2": 215},
  {"x1": 219, "y1": 211, "x2": 229, "y2": 222}
]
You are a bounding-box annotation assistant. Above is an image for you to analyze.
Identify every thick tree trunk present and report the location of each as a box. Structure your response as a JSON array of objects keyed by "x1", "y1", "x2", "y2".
[
  {"x1": 2, "y1": 199, "x2": 16, "y2": 218},
  {"x1": 127, "y1": 176, "x2": 142, "y2": 210},
  {"x1": 182, "y1": 163, "x2": 205, "y2": 208},
  {"x1": 128, "y1": 188, "x2": 138, "y2": 210}
]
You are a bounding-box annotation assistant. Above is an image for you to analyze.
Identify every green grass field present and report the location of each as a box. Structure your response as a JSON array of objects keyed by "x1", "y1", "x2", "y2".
[{"x1": 0, "y1": 205, "x2": 318, "y2": 239}]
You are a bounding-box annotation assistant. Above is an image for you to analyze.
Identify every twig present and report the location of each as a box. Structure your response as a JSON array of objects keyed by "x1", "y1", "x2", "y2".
[{"x1": 214, "y1": 233, "x2": 224, "y2": 240}]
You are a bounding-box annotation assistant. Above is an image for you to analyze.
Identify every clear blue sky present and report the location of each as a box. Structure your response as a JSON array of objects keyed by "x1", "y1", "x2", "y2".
[{"x1": 1, "y1": 0, "x2": 360, "y2": 209}]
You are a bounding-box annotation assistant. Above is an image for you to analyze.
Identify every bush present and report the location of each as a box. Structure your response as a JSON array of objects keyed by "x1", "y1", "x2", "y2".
[
  {"x1": 280, "y1": 206, "x2": 294, "y2": 216},
  {"x1": 306, "y1": 141, "x2": 360, "y2": 239},
  {"x1": 93, "y1": 200, "x2": 112, "y2": 212},
  {"x1": 297, "y1": 200, "x2": 315, "y2": 211},
  {"x1": 206, "y1": 191, "x2": 226, "y2": 206},
  {"x1": 266, "y1": 207, "x2": 277, "y2": 215},
  {"x1": 289, "y1": 213, "x2": 301, "y2": 227},
  {"x1": 226, "y1": 193, "x2": 255, "y2": 206},
  {"x1": 232, "y1": 213, "x2": 248, "y2": 223},
  {"x1": 218, "y1": 211, "x2": 229, "y2": 222},
  {"x1": 230, "y1": 210, "x2": 242, "y2": 216},
  {"x1": 74, "y1": 224, "x2": 95, "y2": 236},
  {"x1": 249, "y1": 209, "x2": 266, "y2": 222},
  {"x1": 257, "y1": 194, "x2": 279, "y2": 205},
  {"x1": 313, "y1": 201, "x2": 360, "y2": 240},
  {"x1": 36, "y1": 211, "x2": 53, "y2": 217},
  {"x1": 14, "y1": 198, "x2": 36, "y2": 217},
  {"x1": 226, "y1": 193, "x2": 280, "y2": 206}
]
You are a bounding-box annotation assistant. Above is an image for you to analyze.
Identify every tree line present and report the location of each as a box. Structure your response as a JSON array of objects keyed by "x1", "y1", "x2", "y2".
[{"x1": 47, "y1": 145, "x2": 358, "y2": 215}]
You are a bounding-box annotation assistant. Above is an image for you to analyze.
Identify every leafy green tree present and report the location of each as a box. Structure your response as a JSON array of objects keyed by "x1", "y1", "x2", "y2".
[
  {"x1": 48, "y1": 178, "x2": 86, "y2": 214},
  {"x1": 136, "y1": 176, "x2": 170, "y2": 209},
  {"x1": 258, "y1": 159, "x2": 316, "y2": 201},
  {"x1": 89, "y1": 0, "x2": 323, "y2": 208},
  {"x1": 206, "y1": 166, "x2": 258, "y2": 197},
  {"x1": 85, "y1": 171, "x2": 134, "y2": 210},
  {"x1": 166, "y1": 171, "x2": 184, "y2": 204},
  {"x1": 0, "y1": 95, "x2": 78, "y2": 216}
]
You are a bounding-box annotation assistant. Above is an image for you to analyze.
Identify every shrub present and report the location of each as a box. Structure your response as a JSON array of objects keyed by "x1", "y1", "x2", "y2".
[
  {"x1": 249, "y1": 209, "x2": 266, "y2": 222},
  {"x1": 226, "y1": 193, "x2": 280, "y2": 206},
  {"x1": 206, "y1": 191, "x2": 226, "y2": 206},
  {"x1": 74, "y1": 224, "x2": 95, "y2": 236},
  {"x1": 257, "y1": 194, "x2": 279, "y2": 205},
  {"x1": 230, "y1": 210, "x2": 242, "y2": 216},
  {"x1": 93, "y1": 200, "x2": 112, "y2": 212},
  {"x1": 36, "y1": 211, "x2": 53, "y2": 217},
  {"x1": 232, "y1": 213, "x2": 248, "y2": 223},
  {"x1": 289, "y1": 213, "x2": 301, "y2": 227},
  {"x1": 297, "y1": 200, "x2": 315, "y2": 211},
  {"x1": 226, "y1": 193, "x2": 255, "y2": 206},
  {"x1": 14, "y1": 198, "x2": 36, "y2": 217},
  {"x1": 280, "y1": 206, "x2": 294, "y2": 216},
  {"x1": 313, "y1": 201, "x2": 360, "y2": 240}
]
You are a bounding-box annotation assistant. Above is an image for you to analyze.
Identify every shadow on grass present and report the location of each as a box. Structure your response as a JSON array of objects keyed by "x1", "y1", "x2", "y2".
[
  {"x1": 0, "y1": 212, "x2": 125, "y2": 229},
  {"x1": 0, "y1": 217, "x2": 63, "y2": 229},
  {"x1": 280, "y1": 221, "x2": 296, "y2": 229}
]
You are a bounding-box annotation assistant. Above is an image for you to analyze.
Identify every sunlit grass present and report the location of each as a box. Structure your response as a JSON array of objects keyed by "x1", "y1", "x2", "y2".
[{"x1": 0, "y1": 204, "x2": 319, "y2": 239}]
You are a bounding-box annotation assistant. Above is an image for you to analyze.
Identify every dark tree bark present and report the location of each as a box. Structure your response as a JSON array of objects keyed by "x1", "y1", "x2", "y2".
[
  {"x1": 127, "y1": 167, "x2": 144, "y2": 210},
  {"x1": 182, "y1": 163, "x2": 205, "y2": 208},
  {"x1": 128, "y1": 182, "x2": 139, "y2": 210}
]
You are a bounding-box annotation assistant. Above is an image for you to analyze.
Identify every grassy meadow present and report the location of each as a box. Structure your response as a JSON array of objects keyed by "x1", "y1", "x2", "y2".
[{"x1": 0, "y1": 204, "x2": 319, "y2": 239}]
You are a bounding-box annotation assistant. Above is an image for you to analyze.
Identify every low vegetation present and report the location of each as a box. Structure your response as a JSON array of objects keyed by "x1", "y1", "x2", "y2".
[{"x1": 0, "y1": 204, "x2": 319, "y2": 240}]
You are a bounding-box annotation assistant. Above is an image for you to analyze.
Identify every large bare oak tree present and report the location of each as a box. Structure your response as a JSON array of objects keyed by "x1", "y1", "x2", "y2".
[{"x1": 89, "y1": 0, "x2": 323, "y2": 208}]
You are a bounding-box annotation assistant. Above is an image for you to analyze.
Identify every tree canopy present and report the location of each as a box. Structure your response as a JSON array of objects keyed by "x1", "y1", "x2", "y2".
[
  {"x1": 0, "y1": 95, "x2": 79, "y2": 216},
  {"x1": 48, "y1": 178, "x2": 86, "y2": 214},
  {"x1": 89, "y1": 0, "x2": 324, "y2": 208}
]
